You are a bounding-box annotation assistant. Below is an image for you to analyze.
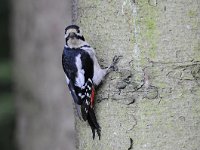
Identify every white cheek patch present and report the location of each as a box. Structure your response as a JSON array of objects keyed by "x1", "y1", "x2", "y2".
[
  {"x1": 79, "y1": 29, "x2": 82, "y2": 35},
  {"x1": 64, "y1": 34, "x2": 69, "y2": 38},
  {"x1": 76, "y1": 33, "x2": 82, "y2": 36}
]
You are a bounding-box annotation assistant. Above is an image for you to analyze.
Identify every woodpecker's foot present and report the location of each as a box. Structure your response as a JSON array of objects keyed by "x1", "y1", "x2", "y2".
[{"x1": 108, "y1": 55, "x2": 122, "y2": 72}]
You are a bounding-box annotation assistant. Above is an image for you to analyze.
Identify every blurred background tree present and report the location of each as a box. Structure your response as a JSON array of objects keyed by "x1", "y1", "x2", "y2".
[
  {"x1": 12, "y1": 0, "x2": 75, "y2": 150},
  {"x1": 1, "y1": 0, "x2": 75, "y2": 150},
  {"x1": 0, "y1": 0, "x2": 15, "y2": 149}
]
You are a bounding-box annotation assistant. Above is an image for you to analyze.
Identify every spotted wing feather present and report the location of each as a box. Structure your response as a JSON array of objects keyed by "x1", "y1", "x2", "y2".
[{"x1": 81, "y1": 79, "x2": 93, "y2": 120}]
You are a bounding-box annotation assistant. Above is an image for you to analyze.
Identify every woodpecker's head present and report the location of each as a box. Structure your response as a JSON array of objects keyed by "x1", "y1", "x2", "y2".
[{"x1": 65, "y1": 25, "x2": 85, "y2": 48}]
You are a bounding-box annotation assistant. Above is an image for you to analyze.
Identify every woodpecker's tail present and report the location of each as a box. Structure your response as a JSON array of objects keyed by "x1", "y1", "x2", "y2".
[
  {"x1": 80, "y1": 78, "x2": 101, "y2": 139},
  {"x1": 81, "y1": 99, "x2": 101, "y2": 139},
  {"x1": 81, "y1": 102, "x2": 101, "y2": 139},
  {"x1": 87, "y1": 108, "x2": 101, "y2": 140}
]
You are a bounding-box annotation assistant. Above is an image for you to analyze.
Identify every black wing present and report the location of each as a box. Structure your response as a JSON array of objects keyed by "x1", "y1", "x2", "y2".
[{"x1": 62, "y1": 47, "x2": 94, "y2": 104}]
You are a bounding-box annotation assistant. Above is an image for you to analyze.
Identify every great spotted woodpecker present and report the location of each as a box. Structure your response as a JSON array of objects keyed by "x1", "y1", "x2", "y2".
[{"x1": 62, "y1": 25, "x2": 120, "y2": 139}]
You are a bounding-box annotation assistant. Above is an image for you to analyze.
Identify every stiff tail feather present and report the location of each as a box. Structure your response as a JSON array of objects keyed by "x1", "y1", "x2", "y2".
[
  {"x1": 80, "y1": 78, "x2": 101, "y2": 139},
  {"x1": 81, "y1": 102, "x2": 101, "y2": 139},
  {"x1": 88, "y1": 108, "x2": 101, "y2": 140}
]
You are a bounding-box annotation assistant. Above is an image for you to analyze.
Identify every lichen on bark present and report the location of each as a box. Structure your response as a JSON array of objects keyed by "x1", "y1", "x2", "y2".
[{"x1": 74, "y1": 0, "x2": 200, "y2": 150}]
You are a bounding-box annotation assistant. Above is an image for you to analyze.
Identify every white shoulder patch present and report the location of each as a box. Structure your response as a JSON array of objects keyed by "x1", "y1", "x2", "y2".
[{"x1": 75, "y1": 54, "x2": 85, "y2": 87}]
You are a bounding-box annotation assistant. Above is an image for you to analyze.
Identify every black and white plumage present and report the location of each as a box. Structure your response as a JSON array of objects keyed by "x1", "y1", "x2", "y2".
[{"x1": 62, "y1": 25, "x2": 119, "y2": 139}]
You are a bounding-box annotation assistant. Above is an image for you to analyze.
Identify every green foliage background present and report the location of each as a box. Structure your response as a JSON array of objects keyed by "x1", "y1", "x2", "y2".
[{"x1": 0, "y1": 0, "x2": 15, "y2": 149}]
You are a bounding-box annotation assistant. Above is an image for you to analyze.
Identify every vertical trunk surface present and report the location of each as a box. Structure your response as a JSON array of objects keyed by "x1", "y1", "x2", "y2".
[
  {"x1": 13, "y1": 0, "x2": 75, "y2": 150},
  {"x1": 74, "y1": 0, "x2": 200, "y2": 149}
]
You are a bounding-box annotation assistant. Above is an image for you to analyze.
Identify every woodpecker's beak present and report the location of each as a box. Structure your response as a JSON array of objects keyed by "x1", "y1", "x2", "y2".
[{"x1": 69, "y1": 32, "x2": 76, "y2": 39}]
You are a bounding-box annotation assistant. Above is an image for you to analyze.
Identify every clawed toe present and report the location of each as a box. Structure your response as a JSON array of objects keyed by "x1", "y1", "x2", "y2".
[
  {"x1": 108, "y1": 55, "x2": 122, "y2": 72},
  {"x1": 112, "y1": 55, "x2": 122, "y2": 65}
]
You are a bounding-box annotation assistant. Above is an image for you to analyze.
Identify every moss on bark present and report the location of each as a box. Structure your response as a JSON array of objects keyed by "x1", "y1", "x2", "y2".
[{"x1": 75, "y1": 0, "x2": 200, "y2": 149}]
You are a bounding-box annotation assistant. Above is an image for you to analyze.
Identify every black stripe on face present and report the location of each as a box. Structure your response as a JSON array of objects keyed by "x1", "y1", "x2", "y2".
[
  {"x1": 77, "y1": 35, "x2": 85, "y2": 41},
  {"x1": 66, "y1": 34, "x2": 85, "y2": 42}
]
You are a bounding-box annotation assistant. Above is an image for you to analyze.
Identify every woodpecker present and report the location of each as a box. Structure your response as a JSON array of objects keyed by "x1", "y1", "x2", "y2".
[{"x1": 62, "y1": 25, "x2": 120, "y2": 139}]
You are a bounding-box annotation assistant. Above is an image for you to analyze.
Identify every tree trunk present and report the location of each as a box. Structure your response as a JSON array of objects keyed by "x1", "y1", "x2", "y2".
[
  {"x1": 12, "y1": 0, "x2": 75, "y2": 150},
  {"x1": 74, "y1": 0, "x2": 200, "y2": 149}
]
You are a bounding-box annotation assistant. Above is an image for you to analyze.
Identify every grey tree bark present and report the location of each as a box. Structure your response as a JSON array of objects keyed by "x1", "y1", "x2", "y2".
[
  {"x1": 74, "y1": 0, "x2": 200, "y2": 150},
  {"x1": 12, "y1": 0, "x2": 75, "y2": 150}
]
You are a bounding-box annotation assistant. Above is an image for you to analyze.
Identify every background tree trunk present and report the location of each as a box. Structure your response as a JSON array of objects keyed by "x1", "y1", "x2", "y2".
[
  {"x1": 74, "y1": 0, "x2": 200, "y2": 149},
  {"x1": 12, "y1": 0, "x2": 75, "y2": 150}
]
